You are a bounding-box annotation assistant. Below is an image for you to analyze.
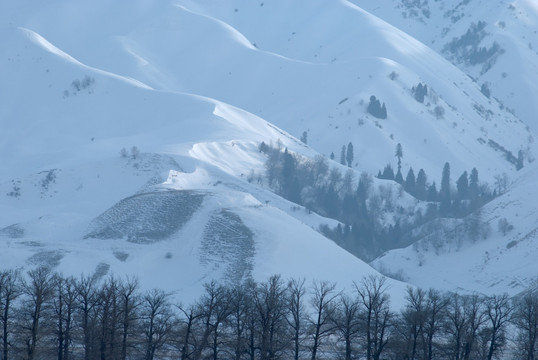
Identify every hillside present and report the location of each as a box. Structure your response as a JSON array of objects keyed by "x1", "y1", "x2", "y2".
[
  {"x1": 1, "y1": 0, "x2": 537, "y2": 299},
  {"x1": 372, "y1": 161, "x2": 538, "y2": 296},
  {"x1": 355, "y1": 0, "x2": 538, "y2": 131},
  {"x1": 0, "y1": 23, "x2": 410, "y2": 303}
]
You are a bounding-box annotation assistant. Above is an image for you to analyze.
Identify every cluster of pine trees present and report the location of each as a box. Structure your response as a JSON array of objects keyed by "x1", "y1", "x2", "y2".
[
  {"x1": 367, "y1": 96, "x2": 387, "y2": 119},
  {"x1": 1, "y1": 269, "x2": 536, "y2": 360},
  {"x1": 378, "y1": 160, "x2": 494, "y2": 218},
  {"x1": 260, "y1": 142, "x2": 495, "y2": 260}
]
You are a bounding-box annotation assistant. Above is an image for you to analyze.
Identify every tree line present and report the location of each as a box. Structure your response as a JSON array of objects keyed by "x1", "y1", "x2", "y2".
[
  {"x1": 259, "y1": 142, "x2": 496, "y2": 260},
  {"x1": 0, "y1": 268, "x2": 536, "y2": 360}
]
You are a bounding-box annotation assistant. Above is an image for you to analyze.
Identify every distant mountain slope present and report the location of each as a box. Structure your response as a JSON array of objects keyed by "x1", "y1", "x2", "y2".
[
  {"x1": 355, "y1": 0, "x2": 538, "y2": 132},
  {"x1": 3, "y1": 0, "x2": 533, "y2": 182}
]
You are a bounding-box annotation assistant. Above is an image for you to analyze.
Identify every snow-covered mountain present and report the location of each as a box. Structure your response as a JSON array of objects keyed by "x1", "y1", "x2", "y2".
[
  {"x1": 355, "y1": 0, "x2": 538, "y2": 131},
  {"x1": 1, "y1": 0, "x2": 537, "y2": 300}
]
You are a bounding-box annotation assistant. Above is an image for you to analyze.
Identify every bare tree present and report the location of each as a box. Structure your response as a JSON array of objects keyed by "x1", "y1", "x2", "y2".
[
  {"x1": 423, "y1": 289, "x2": 448, "y2": 360},
  {"x1": 0, "y1": 270, "x2": 21, "y2": 360},
  {"x1": 484, "y1": 294, "x2": 513, "y2": 360},
  {"x1": 119, "y1": 277, "x2": 140, "y2": 360},
  {"x1": 192, "y1": 281, "x2": 230, "y2": 360},
  {"x1": 402, "y1": 287, "x2": 427, "y2": 360},
  {"x1": 462, "y1": 295, "x2": 486, "y2": 360},
  {"x1": 222, "y1": 284, "x2": 253, "y2": 360},
  {"x1": 75, "y1": 275, "x2": 100, "y2": 360},
  {"x1": 176, "y1": 303, "x2": 203, "y2": 360},
  {"x1": 308, "y1": 281, "x2": 338, "y2": 360},
  {"x1": 331, "y1": 294, "x2": 361, "y2": 360},
  {"x1": 19, "y1": 267, "x2": 54, "y2": 360},
  {"x1": 52, "y1": 275, "x2": 77, "y2": 360},
  {"x1": 252, "y1": 275, "x2": 288, "y2": 360},
  {"x1": 96, "y1": 277, "x2": 122, "y2": 360},
  {"x1": 141, "y1": 289, "x2": 174, "y2": 360},
  {"x1": 513, "y1": 291, "x2": 538, "y2": 360},
  {"x1": 286, "y1": 278, "x2": 307, "y2": 360},
  {"x1": 355, "y1": 276, "x2": 392, "y2": 360}
]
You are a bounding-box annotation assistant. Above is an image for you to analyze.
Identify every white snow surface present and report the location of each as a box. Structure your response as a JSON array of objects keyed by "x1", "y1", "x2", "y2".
[
  {"x1": 0, "y1": 0, "x2": 536, "y2": 301},
  {"x1": 355, "y1": 0, "x2": 538, "y2": 132}
]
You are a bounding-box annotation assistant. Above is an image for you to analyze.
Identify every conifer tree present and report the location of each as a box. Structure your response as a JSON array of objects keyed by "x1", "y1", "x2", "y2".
[
  {"x1": 395, "y1": 144, "x2": 403, "y2": 175},
  {"x1": 381, "y1": 164, "x2": 395, "y2": 180},
  {"x1": 469, "y1": 168, "x2": 479, "y2": 199},
  {"x1": 405, "y1": 168, "x2": 416, "y2": 194},
  {"x1": 517, "y1": 150, "x2": 524, "y2": 170},
  {"x1": 340, "y1": 145, "x2": 347, "y2": 166},
  {"x1": 456, "y1": 171, "x2": 469, "y2": 200},
  {"x1": 416, "y1": 169, "x2": 427, "y2": 200},
  {"x1": 395, "y1": 170, "x2": 404, "y2": 185},
  {"x1": 346, "y1": 142, "x2": 354, "y2": 168},
  {"x1": 440, "y1": 162, "x2": 451, "y2": 216},
  {"x1": 427, "y1": 182, "x2": 438, "y2": 202}
]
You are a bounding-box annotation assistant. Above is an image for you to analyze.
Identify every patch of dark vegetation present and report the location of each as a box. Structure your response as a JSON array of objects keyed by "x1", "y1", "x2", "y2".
[
  {"x1": 6, "y1": 179, "x2": 21, "y2": 198},
  {"x1": 487, "y1": 139, "x2": 521, "y2": 169},
  {"x1": 84, "y1": 190, "x2": 205, "y2": 243},
  {"x1": 93, "y1": 262, "x2": 110, "y2": 279},
  {"x1": 201, "y1": 210, "x2": 255, "y2": 284},
  {"x1": 443, "y1": 21, "x2": 503, "y2": 73},
  {"x1": 0, "y1": 224, "x2": 25, "y2": 239},
  {"x1": 27, "y1": 250, "x2": 64, "y2": 269},
  {"x1": 113, "y1": 251, "x2": 129, "y2": 262}
]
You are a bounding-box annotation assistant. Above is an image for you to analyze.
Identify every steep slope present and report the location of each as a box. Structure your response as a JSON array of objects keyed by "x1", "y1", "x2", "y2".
[{"x1": 355, "y1": 0, "x2": 538, "y2": 131}]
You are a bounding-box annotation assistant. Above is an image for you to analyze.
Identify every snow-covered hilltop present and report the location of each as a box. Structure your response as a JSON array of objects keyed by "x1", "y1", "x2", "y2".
[{"x1": 0, "y1": 0, "x2": 537, "y2": 299}]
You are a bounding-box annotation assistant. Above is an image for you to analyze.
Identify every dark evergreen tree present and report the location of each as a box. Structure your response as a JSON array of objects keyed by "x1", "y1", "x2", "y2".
[
  {"x1": 456, "y1": 171, "x2": 469, "y2": 200},
  {"x1": 258, "y1": 141, "x2": 269, "y2": 153},
  {"x1": 439, "y1": 162, "x2": 451, "y2": 216},
  {"x1": 405, "y1": 168, "x2": 416, "y2": 195},
  {"x1": 481, "y1": 83, "x2": 491, "y2": 98},
  {"x1": 469, "y1": 168, "x2": 479, "y2": 199},
  {"x1": 414, "y1": 83, "x2": 428, "y2": 103},
  {"x1": 346, "y1": 142, "x2": 354, "y2": 168},
  {"x1": 395, "y1": 143, "x2": 403, "y2": 175},
  {"x1": 367, "y1": 96, "x2": 387, "y2": 119},
  {"x1": 517, "y1": 150, "x2": 524, "y2": 170},
  {"x1": 281, "y1": 149, "x2": 300, "y2": 203},
  {"x1": 300, "y1": 131, "x2": 308, "y2": 144},
  {"x1": 427, "y1": 182, "x2": 438, "y2": 202},
  {"x1": 330, "y1": 152, "x2": 335, "y2": 160},
  {"x1": 340, "y1": 145, "x2": 347, "y2": 166},
  {"x1": 381, "y1": 103, "x2": 387, "y2": 119},
  {"x1": 415, "y1": 169, "x2": 427, "y2": 200},
  {"x1": 380, "y1": 164, "x2": 395, "y2": 180},
  {"x1": 395, "y1": 170, "x2": 404, "y2": 185}
]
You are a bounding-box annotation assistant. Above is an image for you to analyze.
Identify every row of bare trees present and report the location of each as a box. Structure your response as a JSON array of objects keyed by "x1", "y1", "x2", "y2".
[{"x1": 0, "y1": 268, "x2": 536, "y2": 360}]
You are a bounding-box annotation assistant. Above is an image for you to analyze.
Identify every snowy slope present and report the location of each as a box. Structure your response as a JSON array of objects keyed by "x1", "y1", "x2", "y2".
[
  {"x1": 355, "y1": 0, "x2": 538, "y2": 132},
  {"x1": 3, "y1": 0, "x2": 533, "y2": 182},
  {"x1": 0, "y1": 23, "x2": 410, "y2": 304},
  {"x1": 1, "y1": 0, "x2": 536, "y2": 300},
  {"x1": 372, "y1": 162, "x2": 538, "y2": 296}
]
